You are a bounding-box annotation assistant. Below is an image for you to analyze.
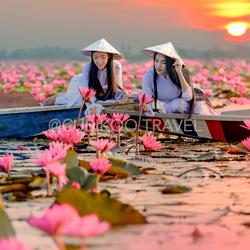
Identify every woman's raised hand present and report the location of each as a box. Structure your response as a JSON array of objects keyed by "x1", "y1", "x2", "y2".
[{"x1": 172, "y1": 59, "x2": 183, "y2": 74}]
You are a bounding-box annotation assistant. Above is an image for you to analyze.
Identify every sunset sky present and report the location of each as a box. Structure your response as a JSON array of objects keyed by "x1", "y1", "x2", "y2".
[{"x1": 1, "y1": 0, "x2": 250, "y2": 53}]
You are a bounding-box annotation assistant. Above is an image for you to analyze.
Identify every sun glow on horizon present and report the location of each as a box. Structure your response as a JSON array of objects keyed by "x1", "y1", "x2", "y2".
[{"x1": 227, "y1": 22, "x2": 247, "y2": 36}]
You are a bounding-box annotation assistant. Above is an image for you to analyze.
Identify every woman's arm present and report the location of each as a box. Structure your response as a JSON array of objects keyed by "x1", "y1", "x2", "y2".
[
  {"x1": 142, "y1": 72, "x2": 155, "y2": 115},
  {"x1": 173, "y1": 59, "x2": 189, "y2": 92}
]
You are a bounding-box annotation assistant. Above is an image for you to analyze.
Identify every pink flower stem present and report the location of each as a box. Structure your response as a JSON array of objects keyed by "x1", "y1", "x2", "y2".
[
  {"x1": 57, "y1": 178, "x2": 61, "y2": 193},
  {"x1": 101, "y1": 151, "x2": 104, "y2": 159},
  {"x1": 96, "y1": 174, "x2": 101, "y2": 185},
  {"x1": 46, "y1": 171, "x2": 50, "y2": 195},
  {"x1": 95, "y1": 118, "x2": 98, "y2": 139},
  {"x1": 76, "y1": 98, "x2": 85, "y2": 128},
  {"x1": 80, "y1": 240, "x2": 87, "y2": 249},
  {"x1": 88, "y1": 134, "x2": 90, "y2": 146},
  {"x1": 118, "y1": 129, "x2": 121, "y2": 148},
  {"x1": 96, "y1": 150, "x2": 101, "y2": 159},
  {"x1": 8, "y1": 171, "x2": 11, "y2": 178},
  {"x1": 54, "y1": 234, "x2": 66, "y2": 250},
  {"x1": 135, "y1": 105, "x2": 143, "y2": 155}
]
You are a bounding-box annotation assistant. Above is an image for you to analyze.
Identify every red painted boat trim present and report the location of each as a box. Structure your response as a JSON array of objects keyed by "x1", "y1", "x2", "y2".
[
  {"x1": 146, "y1": 117, "x2": 169, "y2": 132},
  {"x1": 206, "y1": 120, "x2": 226, "y2": 141}
]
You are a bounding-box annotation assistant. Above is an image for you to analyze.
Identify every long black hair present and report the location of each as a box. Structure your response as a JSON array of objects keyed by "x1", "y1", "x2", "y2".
[
  {"x1": 88, "y1": 52, "x2": 119, "y2": 101},
  {"x1": 153, "y1": 53, "x2": 214, "y2": 118}
]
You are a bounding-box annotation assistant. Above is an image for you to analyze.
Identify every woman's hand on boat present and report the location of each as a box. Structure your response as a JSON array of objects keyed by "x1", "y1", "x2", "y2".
[
  {"x1": 122, "y1": 91, "x2": 135, "y2": 99},
  {"x1": 141, "y1": 105, "x2": 150, "y2": 112},
  {"x1": 43, "y1": 93, "x2": 61, "y2": 106}
]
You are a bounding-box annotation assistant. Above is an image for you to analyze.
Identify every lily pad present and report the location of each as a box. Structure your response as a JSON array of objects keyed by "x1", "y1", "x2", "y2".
[
  {"x1": 106, "y1": 165, "x2": 130, "y2": 178},
  {"x1": 56, "y1": 188, "x2": 147, "y2": 225},
  {"x1": 162, "y1": 185, "x2": 192, "y2": 194},
  {"x1": 78, "y1": 158, "x2": 91, "y2": 171},
  {"x1": 108, "y1": 158, "x2": 140, "y2": 175},
  {"x1": 0, "y1": 207, "x2": 15, "y2": 239},
  {"x1": 65, "y1": 167, "x2": 98, "y2": 191},
  {"x1": 194, "y1": 152, "x2": 216, "y2": 161},
  {"x1": 61, "y1": 149, "x2": 79, "y2": 168}
]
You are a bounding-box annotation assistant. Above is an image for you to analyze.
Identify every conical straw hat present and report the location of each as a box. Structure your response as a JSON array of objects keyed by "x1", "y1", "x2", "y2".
[
  {"x1": 142, "y1": 42, "x2": 184, "y2": 65},
  {"x1": 80, "y1": 38, "x2": 123, "y2": 60}
]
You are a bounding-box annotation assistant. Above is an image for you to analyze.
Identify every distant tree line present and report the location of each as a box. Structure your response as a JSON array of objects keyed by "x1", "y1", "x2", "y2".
[{"x1": 0, "y1": 44, "x2": 250, "y2": 61}]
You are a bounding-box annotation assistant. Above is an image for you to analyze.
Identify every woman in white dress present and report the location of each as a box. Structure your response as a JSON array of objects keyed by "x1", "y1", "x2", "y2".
[
  {"x1": 141, "y1": 42, "x2": 217, "y2": 118},
  {"x1": 44, "y1": 38, "x2": 126, "y2": 108}
]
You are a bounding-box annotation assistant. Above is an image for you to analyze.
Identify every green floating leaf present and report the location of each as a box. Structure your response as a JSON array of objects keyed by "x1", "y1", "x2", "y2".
[
  {"x1": 61, "y1": 149, "x2": 79, "y2": 168},
  {"x1": 110, "y1": 145, "x2": 127, "y2": 153},
  {"x1": 195, "y1": 152, "x2": 216, "y2": 161},
  {"x1": 29, "y1": 177, "x2": 47, "y2": 188},
  {"x1": 108, "y1": 158, "x2": 140, "y2": 175},
  {"x1": 162, "y1": 185, "x2": 192, "y2": 194},
  {"x1": 106, "y1": 165, "x2": 129, "y2": 178},
  {"x1": 56, "y1": 188, "x2": 147, "y2": 225},
  {"x1": 78, "y1": 158, "x2": 91, "y2": 171},
  {"x1": 65, "y1": 167, "x2": 98, "y2": 191},
  {"x1": 0, "y1": 207, "x2": 15, "y2": 239}
]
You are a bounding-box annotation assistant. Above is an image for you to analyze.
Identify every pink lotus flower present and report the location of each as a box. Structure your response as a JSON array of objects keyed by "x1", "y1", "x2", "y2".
[
  {"x1": 27, "y1": 203, "x2": 79, "y2": 235},
  {"x1": 89, "y1": 158, "x2": 112, "y2": 175},
  {"x1": 240, "y1": 119, "x2": 250, "y2": 130},
  {"x1": 242, "y1": 136, "x2": 250, "y2": 151},
  {"x1": 86, "y1": 114, "x2": 107, "y2": 139},
  {"x1": 58, "y1": 125, "x2": 85, "y2": 148},
  {"x1": 124, "y1": 82, "x2": 133, "y2": 89},
  {"x1": 71, "y1": 181, "x2": 80, "y2": 189},
  {"x1": 86, "y1": 114, "x2": 107, "y2": 125},
  {"x1": 5, "y1": 82, "x2": 15, "y2": 90},
  {"x1": 106, "y1": 118, "x2": 120, "y2": 133},
  {"x1": 0, "y1": 237, "x2": 34, "y2": 250},
  {"x1": 43, "y1": 84, "x2": 53, "y2": 94},
  {"x1": 142, "y1": 133, "x2": 162, "y2": 151},
  {"x1": 80, "y1": 123, "x2": 95, "y2": 145},
  {"x1": 45, "y1": 162, "x2": 68, "y2": 188},
  {"x1": 31, "y1": 142, "x2": 67, "y2": 167},
  {"x1": 229, "y1": 97, "x2": 237, "y2": 103},
  {"x1": 0, "y1": 153, "x2": 14, "y2": 177},
  {"x1": 235, "y1": 97, "x2": 250, "y2": 105},
  {"x1": 204, "y1": 89, "x2": 213, "y2": 97},
  {"x1": 31, "y1": 87, "x2": 41, "y2": 95},
  {"x1": 65, "y1": 214, "x2": 110, "y2": 237},
  {"x1": 78, "y1": 86, "x2": 96, "y2": 99},
  {"x1": 80, "y1": 123, "x2": 95, "y2": 135},
  {"x1": 91, "y1": 139, "x2": 116, "y2": 153},
  {"x1": 17, "y1": 145, "x2": 31, "y2": 150},
  {"x1": 36, "y1": 75, "x2": 45, "y2": 81},
  {"x1": 48, "y1": 141, "x2": 69, "y2": 158},
  {"x1": 43, "y1": 129, "x2": 60, "y2": 142},
  {"x1": 110, "y1": 113, "x2": 130, "y2": 124},
  {"x1": 137, "y1": 92, "x2": 153, "y2": 105},
  {"x1": 35, "y1": 94, "x2": 45, "y2": 102}
]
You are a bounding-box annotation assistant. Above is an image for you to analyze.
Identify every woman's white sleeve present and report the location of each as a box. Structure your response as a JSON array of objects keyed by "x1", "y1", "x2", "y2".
[{"x1": 181, "y1": 86, "x2": 193, "y2": 101}]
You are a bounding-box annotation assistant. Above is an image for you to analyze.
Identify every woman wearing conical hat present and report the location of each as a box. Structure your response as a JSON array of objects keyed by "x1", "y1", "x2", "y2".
[
  {"x1": 44, "y1": 38, "x2": 128, "y2": 107},
  {"x1": 141, "y1": 42, "x2": 217, "y2": 117}
]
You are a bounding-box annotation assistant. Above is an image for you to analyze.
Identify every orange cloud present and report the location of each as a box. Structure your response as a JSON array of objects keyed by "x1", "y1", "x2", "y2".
[{"x1": 122, "y1": 0, "x2": 250, "y2": 31}]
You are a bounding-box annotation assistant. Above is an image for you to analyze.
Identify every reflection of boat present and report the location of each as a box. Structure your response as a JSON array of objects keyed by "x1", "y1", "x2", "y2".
[
  {"x1": 103, "y1": 103, "x2": 250, "y2": 142},
  {"x1": 0, "y1": 104, "x2": 84, "y2": 138}
]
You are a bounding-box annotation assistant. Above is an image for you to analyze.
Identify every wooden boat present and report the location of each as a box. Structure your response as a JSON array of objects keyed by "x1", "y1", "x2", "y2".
[
  {"x1": 0, "y1": 104, "x2": 85, "y2": 138},
  {"x1": 0, "y1": 91, "x2": 249, "y2": 142},
  {"x1": 103, "y1": 101, "x2": 250, "y2": 142}
]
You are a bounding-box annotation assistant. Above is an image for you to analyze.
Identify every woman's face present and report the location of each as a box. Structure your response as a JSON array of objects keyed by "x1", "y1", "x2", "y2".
[
  {"x1": 93, "y1": 51, "x2": 109, "y2": 70},
  {"x1": 154, "y1": 53, "x2": 168, "y2": 77}
]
